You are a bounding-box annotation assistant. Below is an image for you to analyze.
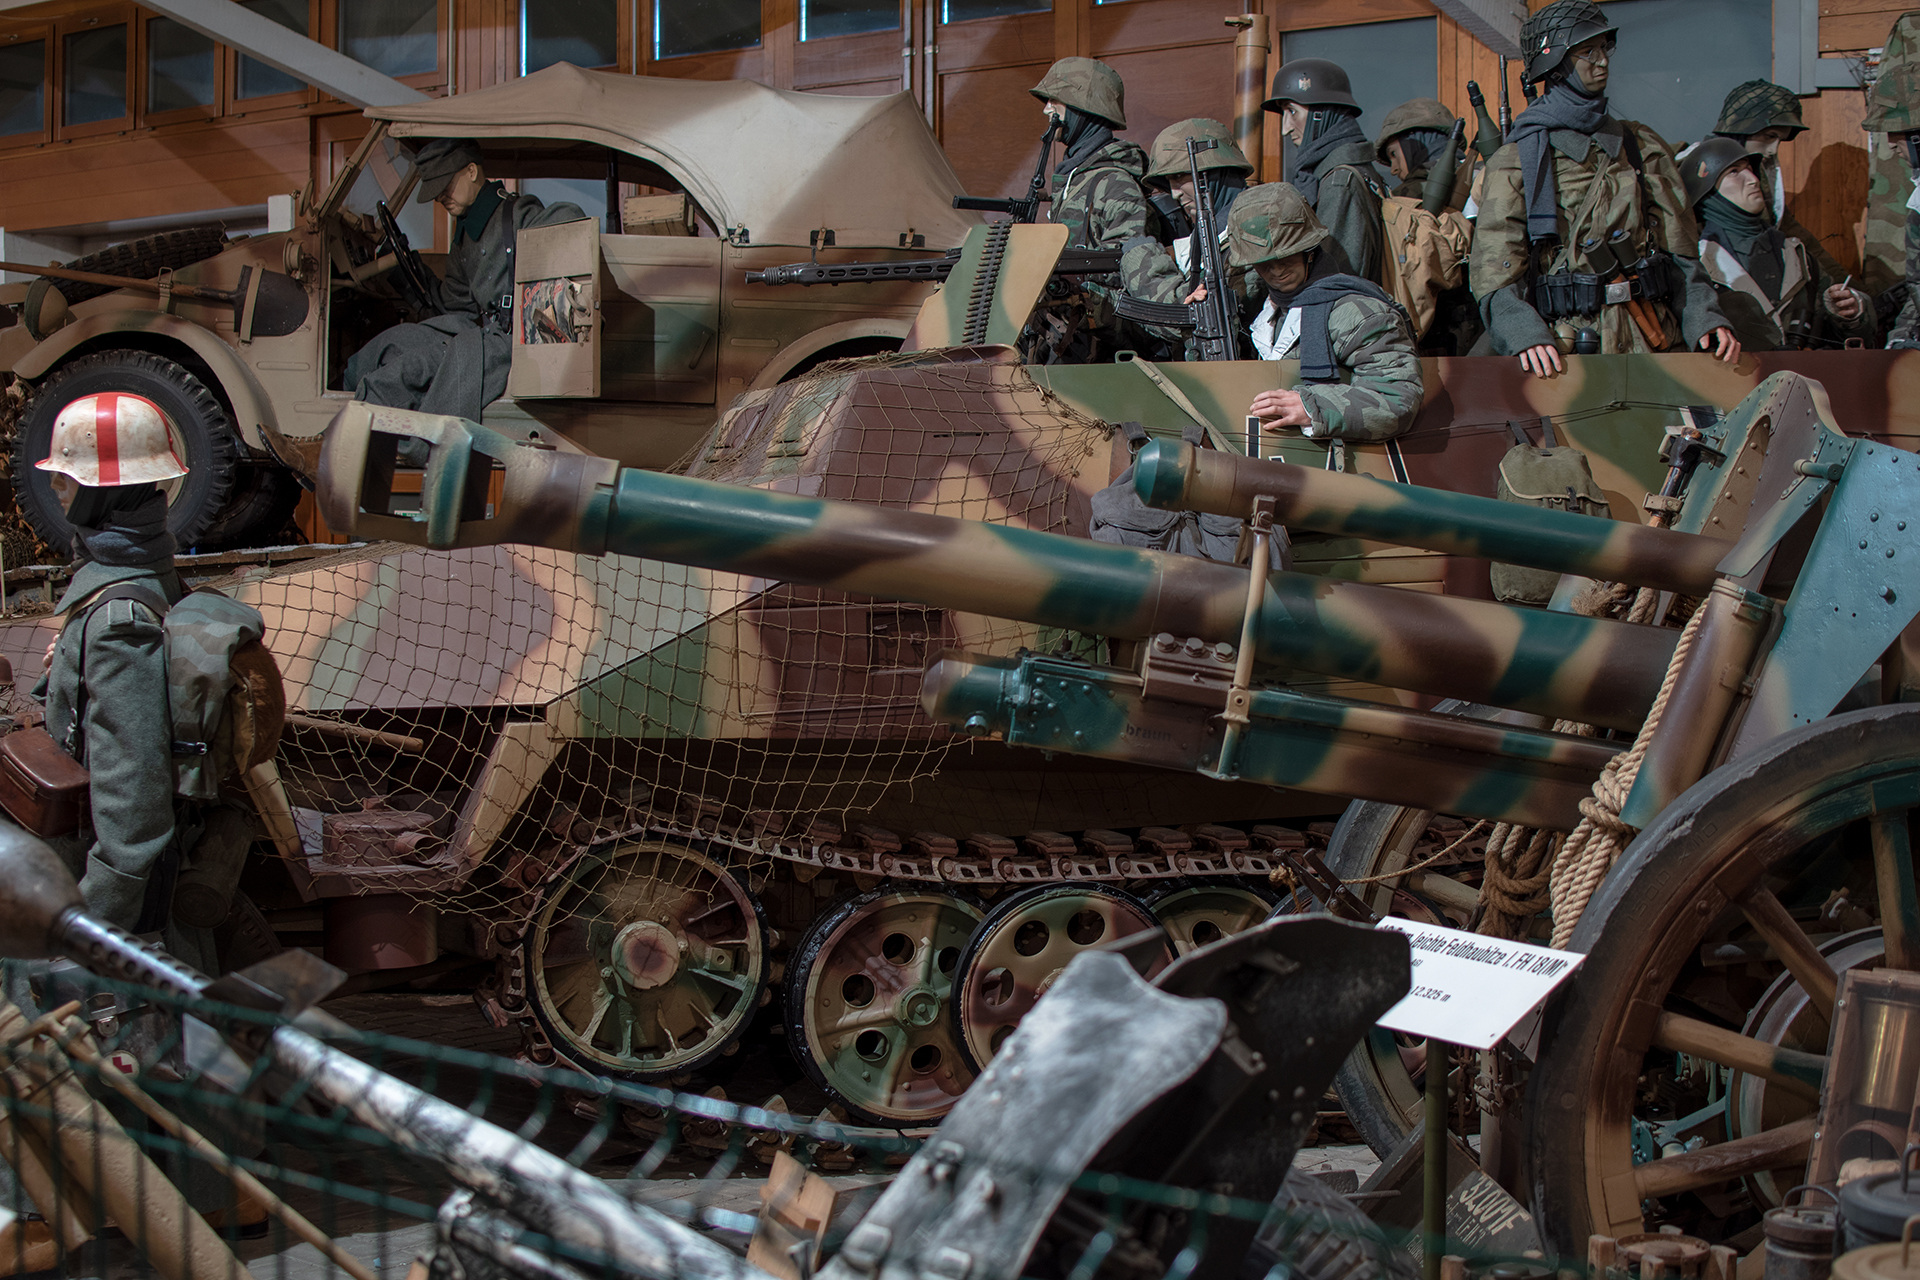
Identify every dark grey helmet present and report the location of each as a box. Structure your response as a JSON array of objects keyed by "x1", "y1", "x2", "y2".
[
  {"x1": 1681, "y1": 136, "x2": 1763, "y2": 209},
  {"x1": 1520, "y1": 0, "x2": 1616, "y2": 86},
  {"x1": 1263, "y1": 58, "x2": 1359, "y2": 113}
]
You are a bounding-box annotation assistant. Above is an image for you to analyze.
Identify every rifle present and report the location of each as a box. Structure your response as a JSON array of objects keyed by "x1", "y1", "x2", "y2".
[
  {"x1": 745, "y1": 246, "x2": 1121, "y2": 287},
  {"x1": 1467, "y1": 81, "x2": 1502, "y2": 160},
  {"x1": 952, "y1": 117, "x2": 1062, "y2": 223},
  {"x1": 1113, "y1": 139, "x2": 1240, "y2": 360}
]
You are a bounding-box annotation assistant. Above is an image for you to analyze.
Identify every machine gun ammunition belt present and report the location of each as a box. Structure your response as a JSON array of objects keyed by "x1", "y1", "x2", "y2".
[{"x1": 963, "y1": 220, "x2": 1013, "y2": 344}]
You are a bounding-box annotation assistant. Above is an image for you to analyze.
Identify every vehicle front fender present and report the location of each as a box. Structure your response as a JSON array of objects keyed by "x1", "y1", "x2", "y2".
[
  {"x1": 747, "y1": 316, "x2": 913, "y2": 390},
  {"x1": 11, "y1": 310, "x2": 279, "y2": 453}
]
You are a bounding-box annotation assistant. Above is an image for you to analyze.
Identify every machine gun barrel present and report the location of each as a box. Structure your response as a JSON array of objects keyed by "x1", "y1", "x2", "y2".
[
  {"x1": 320, "y1": 405, "x2": 1679, "y2": 731},
  {"x1": 1132, "y1": 439, "x2": 1729, "y2": 595},
  {"x1": 746, "y1": 247, "x2": 1120, "y2": 287}
]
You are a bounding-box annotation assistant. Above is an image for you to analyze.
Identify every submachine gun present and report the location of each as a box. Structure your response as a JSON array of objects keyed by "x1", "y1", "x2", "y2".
[
  {"x1": 319, "y1": 368, "x2": 1918, "y2": 842},
  {"x1": 1111, "y1": 137, "x2": 1242, "y2": 360}
]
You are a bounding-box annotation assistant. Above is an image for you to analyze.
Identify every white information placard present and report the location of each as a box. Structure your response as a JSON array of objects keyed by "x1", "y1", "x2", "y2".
[{"x1": 1375, "y1": 919, "x2": 1584, "y2": 1050}]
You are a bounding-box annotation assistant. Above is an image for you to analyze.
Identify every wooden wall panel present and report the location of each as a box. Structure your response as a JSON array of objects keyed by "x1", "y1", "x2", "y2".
[
  {"x1": 795, "y1": 31, "x2": 904, "y2": 91},
  {"x1": 1099, "y1": 42, "x2": 1235, "y2": 156},
  {"x1": 1821, "y1": 5, "x2": 1908, "y2": 53},
  {"x1": 938, "y1": 60, "x2": 1057, "y2": 200},
  {"x1": 1436, "y1": 11, "x2": 1524, "y2": 140},
  {"x1": 1783, "y1": 84, "x2": 1871, "y2": 278},
  {"x1": 0, "y1": 116, "x2": 308, "y2": 228},
  {"x1": 1092, "y1": 0, "x2": 1242, "y2": 56}
]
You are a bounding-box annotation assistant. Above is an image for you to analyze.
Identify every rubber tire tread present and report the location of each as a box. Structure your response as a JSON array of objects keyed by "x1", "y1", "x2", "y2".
[
  {"x1": 197, "y1": 464, "x2": 302, "y2": 550},
  {"x1": 1239, "y1": 1168, "x2": 1416, "y2": 1280},
  {"x1": 13, "y1": 351, "x2": 237, "y2": 549},
  {"x1": 1522, "y1": 704, "x2": 1920, "y2": 1253},
  {"x1": 55, "y1": 226, "x2": 230, "y2": 306},
  {"x1": 781, "y1": 885, "x2": 983, "y2": 1127}
]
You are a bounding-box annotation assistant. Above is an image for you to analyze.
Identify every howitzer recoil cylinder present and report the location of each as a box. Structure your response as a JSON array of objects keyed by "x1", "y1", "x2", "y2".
[
  {"x1": 320, "y1": 405, "x2": 1681, "y2": 730},
  {"x1": 1132, "y1": 438, "x2": 1731, "y2": 595}
]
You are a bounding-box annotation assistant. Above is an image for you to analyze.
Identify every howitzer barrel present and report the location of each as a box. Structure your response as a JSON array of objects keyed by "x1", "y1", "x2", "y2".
[
  {"x1": 1134, "y1": 438, "x2": 1730, "y2": 594},
  {"x1": 319, "y1": 404, "x2": 1680, "y2": 729}
]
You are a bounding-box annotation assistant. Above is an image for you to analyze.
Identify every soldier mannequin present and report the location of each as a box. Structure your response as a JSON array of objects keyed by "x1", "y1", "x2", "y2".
[
  {"x1": 1377, "y1": 98, "x2": 1472, "y2": 211},
  {"x1": 1706, "y1": 80, "x2": 1848, "y2": 283},
  {"x1": 1683, "y1": 137, "x2": 1872, "y2": 350},
  {"x1": 346, "y1": 137, "x2": 588, "y2": 420},
  {"x1": 1119, "y1": 119, "x2": 1264, "y2": 356},
  {"x1": 1263, "y1": 59, "x2": 1387, "y2": 283},
  {"x1": 1470, "y1": 0, "x2": 1738, "y2": 376},
  {"x1": 1229, "y1": 184, "x2": 1422, "y2": 442},
  {"x1": 1865, "y1": 61, "x2": 1920, "y2": 346}
]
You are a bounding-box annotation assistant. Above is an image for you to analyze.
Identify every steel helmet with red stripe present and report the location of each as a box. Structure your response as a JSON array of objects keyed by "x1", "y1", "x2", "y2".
[{"x1": 35, "y1": 392, "x2": 188, "y2": 487}]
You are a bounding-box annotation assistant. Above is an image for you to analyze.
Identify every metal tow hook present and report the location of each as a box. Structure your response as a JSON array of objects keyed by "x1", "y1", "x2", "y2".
[{"x1": 1214, "y1": 493, "x2": 1276, "y2": 779}]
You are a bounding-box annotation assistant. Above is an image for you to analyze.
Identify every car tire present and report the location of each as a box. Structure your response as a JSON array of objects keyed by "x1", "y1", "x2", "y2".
[
  {"x1": 55, "y1": 226, "x2": 229, "y2": 306},
  {"x1": 197, "y1": 464, "x2": 303, "y2": 550},
  {"x1": 14, "y1": 351, "x2": 238, "y2": 550}
]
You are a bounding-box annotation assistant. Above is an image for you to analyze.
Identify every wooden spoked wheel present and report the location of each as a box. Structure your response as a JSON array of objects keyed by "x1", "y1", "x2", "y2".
[
  {"x1": 784, "y1": 888, "x2": 983, "y2": 1126},
  {"x1": 524, "y1": 840, "x2": 768, "y2": 1079},
  {"x1": 952, "y1": 883, "x2": 1169, "y2": 1072},
  {"x1": 1524, "y1": 706, "x2": 1920, "y2": 1250}
]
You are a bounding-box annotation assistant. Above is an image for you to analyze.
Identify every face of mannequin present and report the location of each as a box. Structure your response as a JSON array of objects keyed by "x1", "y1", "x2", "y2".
[
  {"x1": 1385, "y1": 139, "x2": 1411, "y2": 180},
  {"x1": 1566, "y1": 34, "x2": 1613, "y2": 95},
  {"x1": 1042, "y1": 100, "x2": 1066, "y2": 124},
  {"x1": 50, "y1": 473, "x2": 76, "y2": 515},
  {"x1": 436, "y1": 162, "x2": 487, "y2": 217},
  {"x1": 1716, "y1": 160, "x2": 1767, "y2": 215},
  {"x1": 1169, "y1": 173, "x2": 1197, "y2": 219},
  {"x1": 1278, "y1": 102, "x2": 1311, "y2": 146},
  {"x1": 1255, "y1": 251, "x2": 1312, "y2": 294},
  {"x1": 1746, "y1": 126, "x2": 1792, "y2": 161}
]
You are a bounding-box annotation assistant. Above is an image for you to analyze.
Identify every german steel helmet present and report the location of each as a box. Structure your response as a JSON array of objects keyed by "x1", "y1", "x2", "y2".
[
  {"x1": 1681, "y1": 136, "x2": 1764, "y2": 209},
  {"x1": 37, "y1": 393, "x2": 189, "y2": 487},
  {"x1": 1375, "y1": 98, "x2": 1458, "y2": 162},
  {"x1": 1226, "y1": 182, "x2": 1330, "y2": 267},
  {"x1": 1714, "y1": 80, "x2": 1806, "y2": 138},
  {"x1": 1263, "y1": 58, "x2": 1359, "y2": 113},
  {"x1": 1146, "y1": 118, "x2": 1254, "y2": 182},
  {"x1": 1520, "y1": 0, "x2": 1616, "y2": 85},
  {"x1": 1866, "y1": 61, "x2": 1920, "y2": 134},
  {"x1": 1030, "y1": 57, "x2": 1126, "y2": 128}
]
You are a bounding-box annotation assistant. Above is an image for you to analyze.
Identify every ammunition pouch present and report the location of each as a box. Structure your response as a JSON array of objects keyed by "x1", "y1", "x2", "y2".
[
  {"x1": 1634, "y1": 251, "x2": 1682, "y2": 307},
  {"x1": 1531, "y1": 272, "x2": 1604, "y2": 320},
  {"x1": 1531, "y1": 251, "x2": 1681, "y2": 321}
]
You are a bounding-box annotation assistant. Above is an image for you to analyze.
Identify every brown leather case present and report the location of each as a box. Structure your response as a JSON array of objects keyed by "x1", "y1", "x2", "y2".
[{"x1": 0, "y1": 727, "x2": 89, "y2": 838}]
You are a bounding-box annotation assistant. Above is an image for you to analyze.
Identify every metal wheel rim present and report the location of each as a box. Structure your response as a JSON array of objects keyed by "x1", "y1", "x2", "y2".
[
  {"x1": 954, "y1": 884, "x2": 1164, "y2": 1071},
  {"x1": 794, "y1": 890, "x2": 983, "y2": 1125},
  {"x1": 526, "y1": 840, "x2": 766, "y2": 1077},
  {"x1": 1148, "y1": 883, "x2": 1276, "y2": 955}
]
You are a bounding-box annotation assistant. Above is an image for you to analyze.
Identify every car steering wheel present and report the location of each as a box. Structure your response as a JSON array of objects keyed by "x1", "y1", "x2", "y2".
[{"x1": 375, "y1": 199, "x2": 441, "y2": 315}]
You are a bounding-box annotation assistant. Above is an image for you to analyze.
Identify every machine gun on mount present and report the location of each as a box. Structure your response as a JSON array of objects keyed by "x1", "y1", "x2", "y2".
[
  {"x1": 320, "y1": 362, "x2": 1920, "y2": 1257},
  {"x1": 1111, "y1": 137, "x2": 1242, "y2": 361}
]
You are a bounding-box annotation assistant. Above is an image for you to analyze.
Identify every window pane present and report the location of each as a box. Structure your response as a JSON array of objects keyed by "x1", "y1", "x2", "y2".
[
  {"x1": 146, "y1": 17, "x2": 215, "y2": 112},
  {"x1": 1281, "y1": 18, "x2": 1435, "y2": 174},
  {"x1": 942, "y1": 0, "x2": 1047, "y2": 24},
  {"x1": 339, "y1": 0, "x2": 438, "y2": 78},
  {"x1": 801, "y1": 0, "x2": 898, "y2": 41},
  {"x1": 0, "y1": 40, "x2": 45, "y2": 136},
  {"x1": 238, "y1": 0, "x2": 306, "y2": 99},
  {"x1": 524, "y1": 0, "x2": 617, "y2": 72},
  {"x1": 654, "y1": 0, "x2": 759, "y2": 59},
  {"x1": 64, "y1": 25, "x2": 126, "y2": 125},
  {"x1": 1600, "y1": 0, "x2": 1770, "y2": 147}
]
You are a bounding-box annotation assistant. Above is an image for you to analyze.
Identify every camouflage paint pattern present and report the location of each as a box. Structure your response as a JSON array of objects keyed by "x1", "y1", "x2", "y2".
[
  {"x1": 902, "y1": 225, "x2": 1070, "y2": 351},
  {"x1": 1865, "y1": 15, "x2": 1920, "y2": 297},
  {"x1": 1047, "y1": 137, "x2": 1153, "y2": 256}
]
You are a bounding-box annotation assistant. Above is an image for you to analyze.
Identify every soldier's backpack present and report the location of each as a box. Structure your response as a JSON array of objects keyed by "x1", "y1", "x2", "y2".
[
  {"x1": 74, "y1": 584, "x2": 286, "y2": 800},
  {"x1": 1375, "y1": 196, "x2": 1473, "y2": 339},
  {"x1": 1091, "y1": 422, "x2": 1287, "y2": 568},
  {"x1": 1490, "y1": 417, "x2": 1610, "y2": 606}
]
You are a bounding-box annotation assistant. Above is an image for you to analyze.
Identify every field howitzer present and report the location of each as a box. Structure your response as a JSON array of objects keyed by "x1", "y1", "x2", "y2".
[{"x1": 317, "y1": 370, "x2": 1917, "y2": 839}]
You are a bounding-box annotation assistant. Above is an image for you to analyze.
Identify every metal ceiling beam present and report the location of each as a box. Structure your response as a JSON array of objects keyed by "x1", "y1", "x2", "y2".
[
  {"x1": 0, "y1": 0, "x2": 424, "y2": 108},
  {"x1": 1427, "y1": 0, "x2": 1526, "y2": 60}
]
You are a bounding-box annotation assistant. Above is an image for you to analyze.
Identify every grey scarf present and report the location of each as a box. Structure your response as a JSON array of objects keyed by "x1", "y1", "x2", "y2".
[
  {"x1": 1288, "y1": 114, "x2": 1369, "y2": 205},
  {"x1": 69, "y1": 486, "x2": 175, "y2": 567},
  {"x1": 1509, "y1": 80, "x2": 1609, "y2": 242}
]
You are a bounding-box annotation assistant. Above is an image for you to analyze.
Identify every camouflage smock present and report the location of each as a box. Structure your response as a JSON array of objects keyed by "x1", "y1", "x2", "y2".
[
  {"x1": 1048, "y1": 136, "x2": 1152, "y2": 250},
  {"x1": 1470, "y1": 119, "x2": 1729, "y2": 355},
  {"x1": 1248, "y1": 288, "x2": 1421, "y2": 441},
  {"x1": 346, "y1": 184, "x2": 589, "y2": 420},
  {"x1": 41, "y1": 559, "x2": 183, "y2": 932},
  {"x1": 1295, "y1": 138, "x2": 1387, "y2": 284},
  {"x1": 1118, "y1": 228, "x2": 1263, "y2": 355},
  {"x1": 1698, "y1": 229, "x2": 1876, "y2": 351},
  {"x1": 1891, "y1": 205, "x2": 1920, "y2": 345}
]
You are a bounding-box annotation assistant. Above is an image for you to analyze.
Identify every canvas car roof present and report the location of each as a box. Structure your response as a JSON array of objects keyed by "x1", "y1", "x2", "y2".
[{"x1": 364, "y1": 63, "x2": 982, "y2": 250}]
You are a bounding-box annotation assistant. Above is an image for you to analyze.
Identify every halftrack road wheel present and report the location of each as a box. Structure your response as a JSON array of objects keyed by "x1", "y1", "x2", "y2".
[
  {"x1": 1144, "y1": 879, "x2": 1279, "y2": 955},
  {"x1": 953, "y1": 883, "x2": 1169, "y2": 1072},
  {"x1": 1525, "y1": 705, "x2": 1920, "y2": 1251},
  {"x1": 784, "y1": 887, "x2": 983, "y2": 1126},
  {"x1": 525, "y1": 839, "x2": 768, "y2": 1080}
]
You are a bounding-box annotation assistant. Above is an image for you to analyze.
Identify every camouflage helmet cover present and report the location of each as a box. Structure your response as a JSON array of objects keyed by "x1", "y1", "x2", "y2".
[
  {"x1": 1226, "y1": 182, "x2": 1330, "y2": 267},
  {"x1": 1713, "y1": 80, "x2": 1806, "y2": 138},
  {"x1": 1146, "y1": 118, "x2": 1254, "y2": 182},
  {"x1": 1030, "y1": 57, "x2": 1126, "y2": 128},
  {"x1": 1681, "y1": 136, "x2": 1764, "y2": 209},
  {"x1": 1520, "y1": 0, "x2": 1616, "y2": 85},
  {"x1": 1375, "y1": 98, "x2": 1458, "y2": 162},
  {"x1": 1262, "y1": 58, "x2": 1360, "y2": 113},
  {"x1": 1866, "y1": 61, "x2": 1920, "y2": 135}
]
